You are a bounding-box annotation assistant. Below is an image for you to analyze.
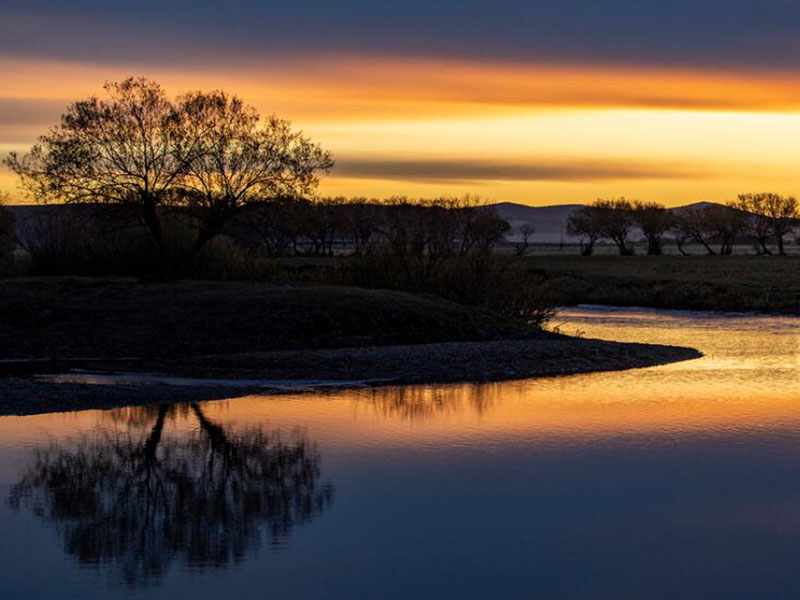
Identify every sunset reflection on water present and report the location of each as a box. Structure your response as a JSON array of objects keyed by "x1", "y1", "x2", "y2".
[{"x1": 3, "y1": 306, "x2": 800, "y2": 599}]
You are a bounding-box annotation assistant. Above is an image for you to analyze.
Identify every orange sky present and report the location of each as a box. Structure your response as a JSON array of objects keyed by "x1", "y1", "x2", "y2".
[{"x1": 3, "y1": 55, "x2": 800, "y2": 206}]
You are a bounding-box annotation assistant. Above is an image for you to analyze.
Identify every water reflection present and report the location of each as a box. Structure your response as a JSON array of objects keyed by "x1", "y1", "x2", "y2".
[
  {"x1": 7, "y1": 403, "x2": 334, "y2": 587},
  {"x1": 7, "y1": 308, "x2": 800, "y2": 599},
  {"x1": 363, "y1": 384, "x2": 498, "y2": 422}
]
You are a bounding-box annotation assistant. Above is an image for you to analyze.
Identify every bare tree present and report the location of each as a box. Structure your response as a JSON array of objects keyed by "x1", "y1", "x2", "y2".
[
  {"x1": 673, "y1": 227, "x2": 692, "y2": 256},
  {"x1": 631, "y1": 200, "x2": 672, "y2": 255},
  {"x1": 5, "y1": 78, "x2": 183, "y2": 261},
  {"x1": 736, "y1": 192, "x2": 798, "y2": 255},
  {"x1": 672, "y1": 207, "x2": 716, "y2": 255},
  {"x1": 174, "y1": 91, "x2": 333, "y2": 260},
  {"x1": 734, "y1": 194, "x2": 773, "y2": 255},
  {"x1": 512, "y1": 224, "x2": 535, "y2": 256},
  {"x1": 339, "y1": 197, "x2": 382, "y2": 255},
  {"x1": 457, "y1": 202, "x2": 510, "y2": 254},
  {"x1": 594, "y1": 197, "x2": 635, "y2": 255},
  {"x1": 5, "y1": 79, "x2": 333, "y2": 270},
  {"x1": 566, "y1": 206, "x2": 602, "y2": 256},
  {"x1": 704, "y1": 204, "x2": 748, "y2": 255},
  {"x1": 9, "y1": 403, "x2": 334, "y2": 587}
]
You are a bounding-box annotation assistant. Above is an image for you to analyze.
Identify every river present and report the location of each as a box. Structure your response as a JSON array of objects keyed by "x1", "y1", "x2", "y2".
[{"x1": 2, "y1": 306, "x2": 800, "y2": 599}]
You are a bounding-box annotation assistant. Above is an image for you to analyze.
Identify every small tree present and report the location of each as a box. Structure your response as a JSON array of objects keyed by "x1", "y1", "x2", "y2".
[
  {"x1": 566, "y1": 206, "x2": 602, "y2": 256},
  {"x1": 340, "y1": 197, "x2": 382, "y2": 256},
  {"x1": 672, "y1": 207, "x2": 716, "y2": 255},
  {"x1": 512, "y1": 224, "x2": 535, "y2": 256},
  {"x1": 734, "y1": 194, "x2": 773, "y2": 255},
  {"x1": 704, "y1": 204, "x2": 748, "y2": 255},
  {"x1": 594, "y1": 197, "x2": 634, "y2": 255},
  {"x1": 736, "y1": 192, "x2": 798, "y2": 255},
  {"x1": 631, "y1": 201, "x2": 672, "y2": 255}
]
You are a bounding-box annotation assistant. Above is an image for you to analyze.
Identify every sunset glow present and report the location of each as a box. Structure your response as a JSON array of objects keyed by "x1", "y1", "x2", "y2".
[{"x1": 3, "y1": 54, "x2": 800, "y2": 205}]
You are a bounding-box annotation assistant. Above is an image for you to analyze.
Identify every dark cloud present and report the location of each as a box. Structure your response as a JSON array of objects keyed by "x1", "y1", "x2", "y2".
[
  {"x1": 334, "y1": 157, "x2": 709, "y2": 183},
  {"x1": 3, "y1": 1, "x2": 800, "y2": 70}
]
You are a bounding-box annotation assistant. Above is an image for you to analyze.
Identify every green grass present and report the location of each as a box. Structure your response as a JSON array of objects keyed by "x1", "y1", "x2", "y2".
[{"x1": 524, "y1": 254, "x2": 800, "y2": 312}]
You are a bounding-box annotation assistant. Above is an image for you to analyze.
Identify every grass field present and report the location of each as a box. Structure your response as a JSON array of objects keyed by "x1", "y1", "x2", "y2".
[
  {"x1": 0, "y1": 278, "x2": 537, "y2": 360},
  {"x1": 524, "y1": 254, "x2": 800, "y2": 313}
]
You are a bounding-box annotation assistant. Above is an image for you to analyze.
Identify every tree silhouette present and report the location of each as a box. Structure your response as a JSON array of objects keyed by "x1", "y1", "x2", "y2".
[
  {"x1": 8, "y1": 403, "x2": 334, "y2": 587},
  {"x1": 631, "y1": 201, "x2": 672, "y2": 255},
  {"x1": 174, "y1": 90, "x2": 333, "y2": 260},
  {"x1": 5, "y1": 78, "x2": 333, "y2": 267}
]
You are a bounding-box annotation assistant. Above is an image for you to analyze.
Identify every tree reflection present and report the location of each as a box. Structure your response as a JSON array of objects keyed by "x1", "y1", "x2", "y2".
[
  {"x1": 364, "y1": 383, "x2": 499, "y2": 422},
  {"x1": 8, "y1": 402, "x2": 334, "y2": 587}
]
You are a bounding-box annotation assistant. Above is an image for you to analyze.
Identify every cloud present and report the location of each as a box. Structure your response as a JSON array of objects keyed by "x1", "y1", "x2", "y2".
[
  {"x1": 3, "y1": 1, "x2": 800, "y2": 71},
  {"x1": 333, "y1": 157, "x2": 710, "y2": 183},
  {"x1": 0, "y1": 98, "x2": 66, "y2": 125}
]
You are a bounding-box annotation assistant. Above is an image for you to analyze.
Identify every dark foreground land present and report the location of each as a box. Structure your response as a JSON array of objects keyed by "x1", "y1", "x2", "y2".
[
  {"x1": 527, "y1": 254, "x2": 800, "y2": 313},
  {"x1": 0, "y1": 278, "x2": 700, "y2": 415}
]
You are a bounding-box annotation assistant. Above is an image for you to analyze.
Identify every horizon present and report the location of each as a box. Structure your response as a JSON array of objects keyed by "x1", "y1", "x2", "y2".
[{"x1": 3, "y1": 1, "x2": 800, "y2": 206}]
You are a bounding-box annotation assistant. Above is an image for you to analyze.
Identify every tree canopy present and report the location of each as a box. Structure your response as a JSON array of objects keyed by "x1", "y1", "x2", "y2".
[{"x1": 5, "y1": 78, "x2": 334, "y2": 265}]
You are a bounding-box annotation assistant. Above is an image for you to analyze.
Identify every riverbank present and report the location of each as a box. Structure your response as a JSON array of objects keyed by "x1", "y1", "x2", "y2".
[
  {"x1": 0, "y1": 277, "x2": 701, "y2": 416},
  {"x1": 0, "y1": 336, "x2": 700, "y2": 416},
  {"x1": 525, "y1": 254, "x2": 800, "y2": 313}
]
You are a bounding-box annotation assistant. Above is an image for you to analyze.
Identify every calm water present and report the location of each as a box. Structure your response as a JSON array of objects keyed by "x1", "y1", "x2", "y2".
[{"x1": 3, "y1": 306, "x2": 800, "y2": 599}]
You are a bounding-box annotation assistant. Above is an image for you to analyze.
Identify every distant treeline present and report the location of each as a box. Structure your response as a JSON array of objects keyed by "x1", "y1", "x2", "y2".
[
  {"x1": 5, "y1": 195, "x2": 508, "y2": 269},
  {"x1": 0, "y1": 195, "x2": 554, "y2": 327},
  {"x1": 567, "y1": 194, "x2": 799, "y2": 256}
]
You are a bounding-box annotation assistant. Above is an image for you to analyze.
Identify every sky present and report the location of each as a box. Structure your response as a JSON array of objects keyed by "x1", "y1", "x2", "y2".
[{"x1": 2, "y1": 0, "x2": 800, "y2": 206}]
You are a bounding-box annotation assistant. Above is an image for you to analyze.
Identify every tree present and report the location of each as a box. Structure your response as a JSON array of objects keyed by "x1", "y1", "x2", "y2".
[
  {"x1": 631, "y1": 201, "x2": 672, "y2": 255},
  {"x1": 704, "y1": 204, "x2": 748, "y2": 255},
  {"x1": 456, "y1": 202, "x2": 510, "y2": 254},
  {"x1": 6, "y1": 78, "x2": 182, "y2": 261},
  {"x1": 339, "y1": 197, "x2": 383, "y2": 256},
  {"x1": 9, "y1": 403, "x2": 334, "y2": 587},
  {"x1": 5, "y1": 79, "x2": 334, "y2": 269},
  {"x1": 512, "y1": 224, "x2": 535, "y2": 256},
  {"x1": 672, "y1": 207, "x2": 716, "y2": 255},
  {"x1": 594, "y1": 197, "x2": 635, "y2": 255},
  {"x1": 735, "y1": 192, "x2": 798, "y2": 255},
  {"x1": 567, "y1": 206, "x2": 602, "y2": 256},
  {"x1": 734, "y1": 194, "x2": 773, "y2": 255},
  {"x1": 173, "y1": 91, "x2": 333, "y2": 260}
]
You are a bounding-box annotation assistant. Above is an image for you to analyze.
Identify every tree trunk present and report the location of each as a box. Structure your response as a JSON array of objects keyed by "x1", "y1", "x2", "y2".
[
  {"x1": 141, "y1": 201, "x2": 168, "y2": 263},
  {"x1": 777, "y1": 233, "x2": 786, "y2": 255}
]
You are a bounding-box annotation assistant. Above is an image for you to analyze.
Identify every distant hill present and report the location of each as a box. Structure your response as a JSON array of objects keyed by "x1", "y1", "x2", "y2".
[
  {"x1": 490, "y1": 202, "x2": 583, "y2": 244},
  {"x1": 489, "y1": 201, "x2": 725, "y2": 244}
]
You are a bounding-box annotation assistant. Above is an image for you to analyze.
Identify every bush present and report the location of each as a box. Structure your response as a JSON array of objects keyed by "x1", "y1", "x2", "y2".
[{"x1": 344, "y1": 249, "x2": 554, "y2": 328}]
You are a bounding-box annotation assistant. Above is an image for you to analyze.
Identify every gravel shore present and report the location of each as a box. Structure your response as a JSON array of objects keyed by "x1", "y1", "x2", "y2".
[{"x1": 0, "y1": 336, "x2": 701, "y2": 416}]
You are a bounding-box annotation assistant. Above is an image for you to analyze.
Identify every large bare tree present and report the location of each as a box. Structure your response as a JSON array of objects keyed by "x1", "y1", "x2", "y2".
[
  {"x1": 5, "y1": 78, "x2": 183, "y2": 261},
  {"x1": 174, "y1": 91, "x2": 334, "y2": 259},
  {"x1": 5, "y1": 79, "x2": 334, "y2": 268}
]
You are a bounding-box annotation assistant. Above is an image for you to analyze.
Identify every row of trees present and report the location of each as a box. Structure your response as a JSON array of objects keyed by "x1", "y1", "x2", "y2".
[
  {"x1": 231, "y1": 195, "x2": 509, "y2": 259},
  {"x1": 567, "y1": 194, "x2": 799, "y2": 255},
  {"x1": 4, "y1": 78, "x2": 333, "y2": 268}
]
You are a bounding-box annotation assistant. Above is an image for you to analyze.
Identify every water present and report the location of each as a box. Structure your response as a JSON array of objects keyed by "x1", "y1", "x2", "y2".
[{"x1": 2, "y1": 306, "x2": 800, "y2": 599}]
